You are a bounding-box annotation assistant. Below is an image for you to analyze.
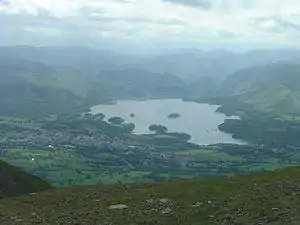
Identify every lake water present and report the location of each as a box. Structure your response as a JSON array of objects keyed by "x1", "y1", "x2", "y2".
[{"x1": 91, "y1": 99, "x2": 242, "y2": 145}]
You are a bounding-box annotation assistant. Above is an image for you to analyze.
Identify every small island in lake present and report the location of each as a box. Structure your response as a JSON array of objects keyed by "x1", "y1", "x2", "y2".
[{"x1": 168, "y1": 113, "x2": 181, "y2": 119}]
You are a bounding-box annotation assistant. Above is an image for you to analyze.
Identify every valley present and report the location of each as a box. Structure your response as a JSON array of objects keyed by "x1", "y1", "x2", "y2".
[
  {"x1": 1, "y1": 47, "x2": 300, "y2": 189},
  {"x1": 2, "y1": 0, "x2": 300, "y2": 222},
  {"x1": 1, "y1": 46, "x2": 300, "y2": 225},
  {"x1": 0, "y1": 108, "x2": 298, "y2": 187}
]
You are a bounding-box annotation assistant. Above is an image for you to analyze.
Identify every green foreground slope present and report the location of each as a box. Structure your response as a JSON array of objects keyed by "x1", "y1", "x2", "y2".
[
  {"x1": 2, "y1": 166, "x2": 300, "y2": 224},
  {"x1": 0, "y1": 160, "x2": 52, "y2": 198}
]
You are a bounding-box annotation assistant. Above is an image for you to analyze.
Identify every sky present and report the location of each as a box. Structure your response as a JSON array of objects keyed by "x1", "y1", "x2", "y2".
[{"x1": 1, "y1": 0, "x2": 300, "y2": 52}]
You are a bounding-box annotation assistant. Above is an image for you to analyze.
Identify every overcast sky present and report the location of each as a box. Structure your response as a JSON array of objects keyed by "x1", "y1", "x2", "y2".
[{"x1": 1, "y1": 0, "x2": 300, "y2": 52}]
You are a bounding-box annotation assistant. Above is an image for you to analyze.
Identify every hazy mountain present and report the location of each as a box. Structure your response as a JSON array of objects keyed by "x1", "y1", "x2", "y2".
[
  {"x1": 130, "y1": 49, "x2": 300, "y2": 80},
  {"x1": 219, "y1": 62, "x2": 300, "y2": 114},
  {"x1": 184, "y1": 76, "x2": 218, "y2": 100},
  {"x1": 94, "y1": 69, "x2": 186, "y2": 99},
  {"x1": 2, "y1": 46, "x2": 300, "y2": 117},
  {"x1": 0, "y1": 49, "x2": 188, "y2": 117},
  {"x1": 0, "y1": 46, "x2": 133, "y2": 75},
  {"x1": 2, "y1": 46, "x2": 300, "y2": 81},
  {"x1": 0, "y1": 83, "x2": 83, "y2": 118},
  {"x1": 0, "y1": 60, "x2": 87, "y2": 117},
  {"x1": 130, "y1": 50, "x2": 238, "y2": 80}
]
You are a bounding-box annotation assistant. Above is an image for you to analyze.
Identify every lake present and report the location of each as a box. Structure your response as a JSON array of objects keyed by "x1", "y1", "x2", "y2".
[{"x1": 91, "y1": 99, "x2": 243, "y2": 145}]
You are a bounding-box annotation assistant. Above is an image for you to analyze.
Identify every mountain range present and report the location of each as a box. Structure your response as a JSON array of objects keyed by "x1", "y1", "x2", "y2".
[
  {"x1": 1, "y1": 46, "x2": 300, "y2": 117},
  {"x1": 0, "y1": 47, "x2": 186, "y2": 117},
  {"x1": 2, "y1": 46, "x2": 300, "y2": 80}
]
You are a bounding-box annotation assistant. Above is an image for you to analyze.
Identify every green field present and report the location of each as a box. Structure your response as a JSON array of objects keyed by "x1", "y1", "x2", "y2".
[
  {"x1": 1, "y1": 144, "x2": 291, "y2": 188},
  {"x1": 1, "y1": 148, "x2": 166, "y2": 186},
  {"x1": 175, "y1": 149, "x2": 217, "y2": 156},
  {"x1": 175, "y1": 149, "x2": 244, "y2": 163}
]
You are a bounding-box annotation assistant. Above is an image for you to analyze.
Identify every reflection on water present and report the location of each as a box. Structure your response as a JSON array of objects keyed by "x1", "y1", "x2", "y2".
[{"x1": 91, "y1": 99, "x2": 242, "y2": 145}]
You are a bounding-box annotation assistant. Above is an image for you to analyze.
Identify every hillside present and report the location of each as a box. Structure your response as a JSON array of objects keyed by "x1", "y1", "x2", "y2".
[
  {"x1": 0, "y1": 54, "x2": 187, "y2": 118},
  {"x1": 93, "y1": 69, "x2": 186, "y2": 99},
  {"x1": 0, "y1": 160, "x2": 52, "y2": 198},
  {"x1": 1, "y1": 166, "x2": 300, "y2": 224},
  {"x1": 219, "y1": 63, "x2": 300, "y2": 115},
  {"x1": 0, "y1": 83, "x2": 84, "y2": 118},
  {"x1": 3, "y1": 47, "x2": 300, "y2": 118},
  {"x1": 0, "y1": 59, "x2": 88, "y2": 117},
  {"x1": 240, "y1": 85, "x2": 300, "y2": 114}
]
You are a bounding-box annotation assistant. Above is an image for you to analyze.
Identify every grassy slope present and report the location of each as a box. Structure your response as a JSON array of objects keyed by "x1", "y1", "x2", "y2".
[
  {"x1": 0, "y1": 160, "x2": 52, "y2": 198},
  {"x1": 0, "y1": 61, "x2": 86, "y2": 118},
  {"x1": 220, "y1": 63, "x2": 300, "y2": 115},
  {"x1": 2, "y1": 166, "x2": 300, "y2": 224},
  {"x1": 240, "y1": 85, "x2": 300, "y2": 114}
]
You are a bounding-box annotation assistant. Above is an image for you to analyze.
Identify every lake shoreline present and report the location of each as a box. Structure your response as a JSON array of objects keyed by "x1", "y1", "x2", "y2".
[{"x1": 90, "y1": 98, "x2": 244, "y2": 145}]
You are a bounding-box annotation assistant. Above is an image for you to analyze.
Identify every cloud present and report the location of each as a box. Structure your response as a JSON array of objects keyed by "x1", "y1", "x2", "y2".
[
  {"x1": 1, "y1": 0, "x2": 300, "y2": 50},
  {"x1": 273, "y1": 18, "x2": 300, "y2": 32},
  {"x1": 251, "y1": 15, "x2": 300, "y2": 36},
  {"x1": 0, "y1": 0, "x2": 9, "y2": 5},
  {"x1": 163, "y1": 0, "x2": 212, "y2": 9},
  {"x1": 24, "y1": 26, "x2": 62, "y2": 36}
]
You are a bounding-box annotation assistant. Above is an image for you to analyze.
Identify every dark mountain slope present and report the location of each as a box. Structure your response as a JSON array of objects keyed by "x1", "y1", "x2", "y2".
[
  {"x1": 0, "y1": 160, "x2": 52, "y2": 198},
  {"x1": 1, "y1": 166, "x2": 300, "y2": 224}
]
